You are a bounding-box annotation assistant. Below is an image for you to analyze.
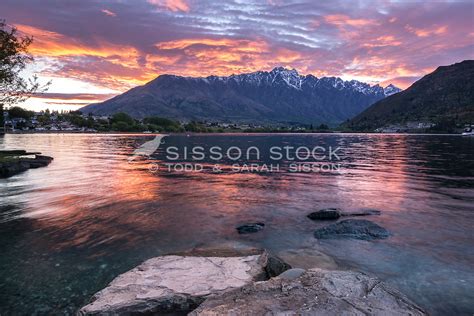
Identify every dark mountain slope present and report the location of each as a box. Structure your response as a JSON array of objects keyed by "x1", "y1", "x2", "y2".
[
  {"x1": 81, "y1": 67, "x2": 400, "y2": 125},
  {"x1": 347, "y1": 60, "x2": 474, "y2": 130}
]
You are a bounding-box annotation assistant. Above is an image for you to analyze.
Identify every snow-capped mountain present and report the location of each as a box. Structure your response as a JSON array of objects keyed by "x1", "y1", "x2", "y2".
[
  {"x1": 193, "y1": 67, "x2": 400, "y2": 96},
  {"x1": 81, "y1": 67, "x2": 401, "y2": 125},
  {"x1": 383, "y1": 84, "x2": 402, "y2": 96}
]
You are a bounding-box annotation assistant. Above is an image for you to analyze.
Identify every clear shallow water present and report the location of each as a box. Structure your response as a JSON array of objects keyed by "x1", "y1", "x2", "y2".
[{"x1": 0, "y1": 133, "x2": 473, "y2": 315}]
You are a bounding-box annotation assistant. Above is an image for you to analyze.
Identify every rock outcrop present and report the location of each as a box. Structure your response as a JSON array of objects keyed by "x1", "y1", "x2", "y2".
[
  {"x1": 314, "y1": 219, "x2": 390, "y2": 240},
  {"x1": 79, "y1": 251, "x2": 289, "y2": 315},
  {"x1": 0, "y1": 150, "x2": 53, "y2": 178},
  {"x1": 79, "y1": 248, "x2": 426, "y2": 315},
  {"x1": 191, "y1": 268, "x2": 426, "y2": 315},
  {"x1": 342, "y1": 209, "x2": 381, "y2": 216},
  {"x1": 307, "y1": 208, "x2": 342, "y2": 220},
  {"x1": 236, "y1": 222, "x2": 265, "y2": 234},
  {"x1": 308, "y1": 208, "x2": 381, "y2": 221}
]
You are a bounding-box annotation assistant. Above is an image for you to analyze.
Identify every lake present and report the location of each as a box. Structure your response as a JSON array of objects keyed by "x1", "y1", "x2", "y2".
[{"x1": 0, "y1": 133, "x2": 473, "y2": 315}]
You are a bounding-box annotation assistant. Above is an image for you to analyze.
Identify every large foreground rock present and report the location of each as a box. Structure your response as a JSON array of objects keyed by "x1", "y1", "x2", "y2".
[
  {"x1": 79, "y1": 251, "x2": 289, "y2": 315},
  {"x1": 314, "y1": 219, "x2": 390, "y2": 240},
  {"x1": 191, "y1": 268, "x2": 426, "y2": 315}
]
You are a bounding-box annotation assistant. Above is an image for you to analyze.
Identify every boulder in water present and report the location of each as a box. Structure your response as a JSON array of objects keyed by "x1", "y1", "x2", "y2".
[
  {"x1": 307, "y1": 208, "x2": 341, "y2": 220},
  {"x1": 314, "y1": 219, "x2": 390, "y2": 240},
  {"x1": 341, "y1": 209, "x2": 381, "y2": 216},
  {"x1": 236, "y1": 222, "x2": 265, "y2": 234}
]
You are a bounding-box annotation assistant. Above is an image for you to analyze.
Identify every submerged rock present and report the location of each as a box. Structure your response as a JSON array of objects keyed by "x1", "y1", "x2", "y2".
[
  {"x1": 278, "y1": 248, "x2": 338, "y2": 270},
  {"x1": 307, "y1": 208, "x2": 341, "y2": 220},
  {"x1": 278, "y1": 268, "x2": 306, "y2": 280},
  {"x1": 190, "y1": 268, "x2": 426, "y2": 315},
  {"x1": 236, "y1": 222, "x2": 265, "y2": 234},
  {"x1": 308, "y1": 208, "x2": 382, "y2": 221},
  {"x1": 79, "y1": 250, "x2": 290, "y2": 315},
  {"x1": 314, "y1": 219, "x2": 390, "y2": 240},
  {"x1": 341, "y1": 209, "x2": 382, "y2": 216}
]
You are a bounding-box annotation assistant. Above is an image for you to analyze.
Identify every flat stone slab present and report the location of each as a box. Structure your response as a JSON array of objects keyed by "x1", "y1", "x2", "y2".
[
  {"x1": 191, "y1": 268, "x2": 426, "y2": 315},
  {"x1": 314, "y1": 219, "x2": 390, "y2": 240},
  {"x1": 79, "y1": 251, "x2": 289, "y2": 315}
]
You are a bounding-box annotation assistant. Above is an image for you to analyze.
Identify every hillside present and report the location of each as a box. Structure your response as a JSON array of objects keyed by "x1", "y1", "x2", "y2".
[
  {"x1": 346, "y1": 60, "x2": 474, "y2": 131},
  {"x1": 81, "y1": 67, "x2": 400, "y2": 125}
]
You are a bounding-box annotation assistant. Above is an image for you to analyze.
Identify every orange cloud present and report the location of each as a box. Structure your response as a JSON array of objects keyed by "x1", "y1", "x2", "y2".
[
  {"x1": 153, "y1": 38, "x2": 279, "y2": 76},
  {"x1": 343, "y1": 55, "x2": 422, "y2": 86},
  {"x1": 363, "y1": 35, "x2": 402, "y2": 47},
  {"x1": 325, "y1": 14, "x2": 378, "y2": 27},
  {"x1": 406, "y1": 25, "x2": 448, "y2": 37},
  {"x1": 275, "y1": 48, "x2": 302, "y2": 63},
  {"x1": 155, "y1": 38, "x2": 268, "y2": 53},
  {"x1": 15, "y1": 24, "x2": 139, "y2": 61},
  {"x1": 147, "y1": 0, "x2": 189, "y2": 12},
  {"x1": 379, "y1": 76, "x2": 421, "y2": 90},
  {"x1": 32, "y1": 93, "x2": 117, "y2": 101}
]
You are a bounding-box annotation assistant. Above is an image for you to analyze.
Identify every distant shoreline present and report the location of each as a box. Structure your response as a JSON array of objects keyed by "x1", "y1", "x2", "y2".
[{"x1": 1, "y1": 131, "x2": 463, "y2": 136}]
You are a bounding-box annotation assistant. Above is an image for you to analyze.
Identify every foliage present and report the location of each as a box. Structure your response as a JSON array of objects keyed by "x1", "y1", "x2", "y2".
[
  {"x1": 143, "y1": 116, "x2": 182, "y2": 132},
  {"x1": 0, "y1": 20, "x2": 49, "y2": 107},
  {"x1": 7, "y1": 106, "x2": 33, "y2": 119},
  {"x1": 183, "y1": 121, "x2": 211, "y2": 133},
  {"x1": 111, "y1": 121, "x2": 133, "y2": 132},
  {"x1": 111, "y1": 112, "x2": 135, "y2": 125},
  {"x1": 143, "y1": 116, "x2": 177, "y2": 127}
]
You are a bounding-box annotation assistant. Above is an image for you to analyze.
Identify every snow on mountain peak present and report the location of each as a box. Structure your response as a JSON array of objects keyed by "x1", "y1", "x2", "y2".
[
  {"x1": 188, "y1": 67, "x2": 401, "y2": 95},
  {"x1": 270, "y1": 67, "x2": 302, "y2": 89},
  {"x1": 383, "y1": 84, "x2": 402, "y2": 96}
]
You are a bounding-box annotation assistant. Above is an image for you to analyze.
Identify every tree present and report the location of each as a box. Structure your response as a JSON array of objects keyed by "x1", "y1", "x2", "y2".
[
  {"x1": 143, "y1": 116, "x2": 181, "y2": 132},
  {"x1": 8, "y1": 106, "x2": 33, "y2": 119},
  {"x1": 0, "y1": 20, "x2": 49, "y2": 110},
  {"x1": 112, "y1": 121, "x2": 133, "y2": 132},
  {"x1": 111, "y1": 112, "x2": 135, "y2": 125}
]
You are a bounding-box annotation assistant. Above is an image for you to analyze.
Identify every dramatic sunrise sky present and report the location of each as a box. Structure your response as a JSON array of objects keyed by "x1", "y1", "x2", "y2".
[{"x1": 1, "y1": 0, "x2": 473, "y2": 111}]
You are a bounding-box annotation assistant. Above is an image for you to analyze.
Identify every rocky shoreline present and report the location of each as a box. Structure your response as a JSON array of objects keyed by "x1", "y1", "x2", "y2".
[
  {"x1": 0, "y1": 150, "x2": 53, "y2": 178},
  {"x1": 79, "y1": 247, "x2": 425, "y2": 315},
  {"x1": 78, "y1": 208, "x2": 427, "y2": 315}
]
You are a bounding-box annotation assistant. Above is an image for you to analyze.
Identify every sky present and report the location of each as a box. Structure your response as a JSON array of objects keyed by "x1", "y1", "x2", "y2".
[{"x1": 1, "y1": 0, "x2": 473, "y2": 112}]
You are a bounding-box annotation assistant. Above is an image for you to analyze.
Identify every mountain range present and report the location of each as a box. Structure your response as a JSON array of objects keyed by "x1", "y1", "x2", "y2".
[
  {"x1": 81, "y1": 67, "x2": 400, "y2": 125},
  {"x1": 347, "y1": 60, "x2": 474, "y2": 130}
]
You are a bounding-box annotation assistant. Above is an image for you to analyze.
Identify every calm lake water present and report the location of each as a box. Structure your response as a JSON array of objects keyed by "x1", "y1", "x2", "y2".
[{"x1": 0, "y1": 133, "x2": 473, "y2": 315}]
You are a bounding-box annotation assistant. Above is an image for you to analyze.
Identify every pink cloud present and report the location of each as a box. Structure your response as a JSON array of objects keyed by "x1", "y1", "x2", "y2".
[
  {"x1": 147, "y1": 0, "x2": 189, "y2": 12},
  {"x1": 101, "y1": 9, "x2": 117, "y2": 17}
]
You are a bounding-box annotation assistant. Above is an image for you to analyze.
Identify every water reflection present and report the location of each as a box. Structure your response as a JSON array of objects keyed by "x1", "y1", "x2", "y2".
[{"x1": 0, "y1": 133, "x2": 473, "y2": 315}]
